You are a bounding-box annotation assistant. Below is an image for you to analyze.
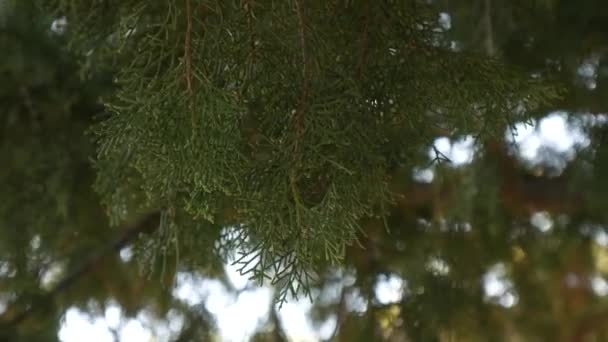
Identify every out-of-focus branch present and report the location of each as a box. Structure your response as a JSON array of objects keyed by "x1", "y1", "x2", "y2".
[
  {"x1": 0, "y1": 212, "x2": 160, "y2": 328},
  {"x1": 571, "y1": 310, "x2": 608, "y2": 342},
  {"x1": 486, "y1": 140, "x2": 584, "y2": 216},
  {"x1": 483, "y1": 0, "x2": 495, "y2": 56},
  {"x1": 329, "y1": 285, "x2": 349, "y2": 341}
]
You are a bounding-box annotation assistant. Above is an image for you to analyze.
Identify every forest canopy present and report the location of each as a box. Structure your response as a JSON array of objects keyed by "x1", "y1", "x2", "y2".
[{"x1": 2, "y1": 0, "x2": 608, "y2": 341}]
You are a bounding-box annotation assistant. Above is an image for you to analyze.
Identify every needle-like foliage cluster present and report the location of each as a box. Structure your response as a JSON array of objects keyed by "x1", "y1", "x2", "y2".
[{"x1": 38, "y1": 0, "x2": 560, "y2": 302}]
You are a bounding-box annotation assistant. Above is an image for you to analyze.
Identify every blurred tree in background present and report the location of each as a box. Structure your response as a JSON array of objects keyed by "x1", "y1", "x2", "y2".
[{"x1": 1, "y1": 0, "x2": 608, "y2": 341}]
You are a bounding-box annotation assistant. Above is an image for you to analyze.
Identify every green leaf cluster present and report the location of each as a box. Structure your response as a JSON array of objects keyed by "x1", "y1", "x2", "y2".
[{"x1": 34, "y1": 0, "x2": 562, "y2": 299}]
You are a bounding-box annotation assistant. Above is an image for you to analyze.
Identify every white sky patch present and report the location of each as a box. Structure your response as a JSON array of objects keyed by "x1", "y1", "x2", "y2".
[
  {"x1": 278, "y1": 299, "x2": 317, "y2": 341},
  {"x1": 173, "y1": 271, "x2": 276, "y2": 342},
  {"x1": 225, "y1": 258, "x2": 251, "y2": 290},
  {"x1": 317, "y1": 269, "x2": 357, "y2": 306},
  {"x1": 318, "y1": 283, "x2": 343, "y2": 306},
  {"x1": 433, "y1": 137, "x2": 451, "y2": 159},
  {"x1": 167, "y1": 309, "x2": 185, "y2": 335},
  {"x1": 214, "y1": 287, "x2": 272, "y2": 342},
  {"x1": 454, "y1": 222, "x2": 472, "y2": 233},
  {"x1": 577, "y1": 55, "x2": 600, "y2": 90},
  {"x1": 60, "y1": 272, "x2": 273, "y2": 342},
  {"x1": 450, "y1": 40, "x2": 462, "y2": 52},
  {"x1": 143, "y1": 311, "x2": 175, "y2": 341},
  {"x1": 119, "y1": 320, "x2": 151, "y2": 341},
  {"x1": 578, "y1": 57, "x2": 598, "y2": 78},
  {"x1": 30, "y1": 235, "x2": 41, "y2": 251},
  {"x1": 426, "y1": 257, "x2": 450, "y2": 276},
  {"x1": 483, "y1": 263, "x2": 517, "y2": 308},
  {"x1": 0, "y1": 260, "x2": 10, "y2": 277},
  {"x1": 317, "y1": 315, "x2": 338, "y2": 340},
  {"x1": 345, "y1": 287, "x2": 368, "y2": 313},
  {"x1": 41, "y1": 262, "x2": 64, "y2": 290},
  {"x1": 539, "y1": 113, "x2": 589, "y2": 151},
  {"x1": 173, "y1": 272, "x2": 208, "y2": 306},
  {"x1": 104, "y1": 304, "x2": 122, "y2": 330},
  {"x1": 60, "y1": 305, "x2": 180, "y2": 342},
  {"x1": 430, "y1": 135, "x2": 475, "y2": 166},
  {"x1": 595, "y1": 229, "x2": 608, "y2": 247},
  {"x1": 509, "y1": 121, "x2": 538, "y2": 159},
  {"x1": 204, "y1": 280, "x2": 233, "y2": 315},
  {"x1": 498, "y1": 292, "x2": 517, "y2": 308},
  {"x1": 59, "y1": 308, "x2": 114, "y2": 342},
  {"x1": 0, "y1": 293, "x2": 16, "y2": 315},
  {"x1": 375, "y1": 274, "x2": 404, "y2": 304},
  {"x1": 508, "y1": 112, "x2": 591, "y2": 162},
  {"x1": 591, "y1": 275, "x2": 608, "y2": 296},
  {"x1": 412, "y1": 166, "x2": 435, "y2": 183},
  {"x1": 451, "y1": 136, "x2": 475, "y2": 164},
  {"x1": 530, "y1": 211, "x2": 553, "y2": 233},
  {"x1": 50, "y1": 17, "x2": 67, "y2": 35},
  {"x1": 438, "y1": 12, "x2": 451, "y2": 30},
  {"x1": 340, "y1": 270, "x2": 357, "y2": 287},
  {"x1": 579, "y1": 113, "x2": 608, "y2": 127},
  {"x1": 484, "y1": 266, "x2": 507, "y2": 297},
  {"x1": 119, "y1": 247, "x2": 133, "y2": 262}
]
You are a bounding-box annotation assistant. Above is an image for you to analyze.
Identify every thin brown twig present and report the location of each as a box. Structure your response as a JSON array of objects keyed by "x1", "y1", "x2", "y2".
[
  {"x1": 245, "y1": 0, "x2": 256, "y2": 53},
  {"x1": 184, "y1": 0, "x2": 196, "y2": 129},
  {"x1": 329, "y1": 285, "x2": 349, "y2": 340},
  {"x1": 291, "y1": 0, "x2": 312, "y2": 240},
  {"x1": 571, "y1": 310, "x2": 608, "y2": 342},
  {"x1": 294, "y1": 0, "x2": 310, "y2": 140},
  {"x1": 356, "y1": 7, "x2": 370, "y2": 79},
  {"x1": 184, "y1": 0, "x2": 194, "y2": 95}
]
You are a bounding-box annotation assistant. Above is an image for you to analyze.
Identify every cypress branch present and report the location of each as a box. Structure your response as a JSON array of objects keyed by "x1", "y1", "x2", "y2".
[
  {"x1": 39, "y1": 0, "x2": 561, "y2": 301},
  {"x1": 184, "y1": 0, "x2": 193, "y2": 96}
]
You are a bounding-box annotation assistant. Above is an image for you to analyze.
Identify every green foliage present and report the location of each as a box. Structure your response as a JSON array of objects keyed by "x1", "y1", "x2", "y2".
[
  {"x1": 43, "y1": 0, "x2": 559, "y2": 301},
  {"x1": 4, "y1": 0, "x2": 608, "y2": 341},
  {"x1": 0, "y1": 1, "x2": 100, "y2": 298}
]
